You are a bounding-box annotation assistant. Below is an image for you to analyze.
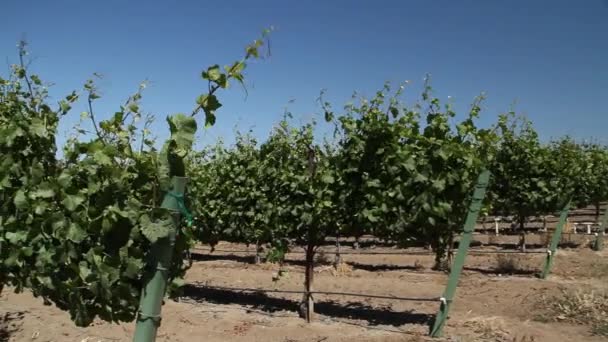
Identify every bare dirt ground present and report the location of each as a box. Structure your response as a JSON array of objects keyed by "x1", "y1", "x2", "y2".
[{"x1": 2, "y1": 233, "x2": 608, "y2": 342}]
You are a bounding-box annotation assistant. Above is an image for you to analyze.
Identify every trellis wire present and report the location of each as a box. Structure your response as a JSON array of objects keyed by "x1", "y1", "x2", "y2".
[
  {"x1": 191, "y1": 248, "x2": 547, "y2": 256},
  {"x1": 189, "y1": 283, "x2": 439, "y2": 302}
]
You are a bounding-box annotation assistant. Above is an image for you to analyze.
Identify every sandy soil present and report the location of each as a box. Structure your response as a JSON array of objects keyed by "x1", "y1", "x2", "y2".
[{"x1": 2, "y1": 236, "x2": 608, "y2": 342}]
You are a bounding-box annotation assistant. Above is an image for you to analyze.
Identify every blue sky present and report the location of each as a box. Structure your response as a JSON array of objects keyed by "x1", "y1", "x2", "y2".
[{"x1": 2, "y1": 0, "x2": 607, "y2": 149}]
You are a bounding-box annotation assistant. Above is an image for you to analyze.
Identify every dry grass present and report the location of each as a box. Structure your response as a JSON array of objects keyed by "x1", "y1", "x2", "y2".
[
  {"x1": 413, "y1": 259, "x2": 425, "y2": 271},
  {"x1": 258, "y1": 262, "x2": 278, "y2": 270},
  {"x1": 542, "y1": 289, "x2": 608, "y2": 336},
  {"x1": 432, "y1": 258, "x2": 451, "y2": 272},
  {"x1": 542, "y1": 232, "x2": 552, "y2": 248},
  {"x1": 315, "y1": 249, "x2": 332, "y2": 265},
  {"x1": 462, "y1": 316, "x2": 511, "y2": 340},
  {"x1": 488, "y1": 234, "x2": 500, "y2": 246},
  {"x1": 495, "y1": 254, "x2": 520, "y2": 274},
  {"x1": 331, "y1": 262, "x2": 353, "y2": 276},
  {"x1": 592, "y1": 263, "x2": 608, "y2": 279},
  {"x1": 461, "y1": 316, "x2": 538, "y2": 342},
  {"x1": 313, "y1": 262, "x2": 354, "y2": 277}
]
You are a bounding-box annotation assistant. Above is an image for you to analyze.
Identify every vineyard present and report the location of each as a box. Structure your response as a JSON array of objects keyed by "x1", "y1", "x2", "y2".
[{"x1": 2, "y1": 34, "x2": 608, "y2": 342}]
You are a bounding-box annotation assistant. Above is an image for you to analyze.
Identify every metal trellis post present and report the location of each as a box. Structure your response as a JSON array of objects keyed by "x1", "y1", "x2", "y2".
[
  {"x1": 430, "y1": 169, "x2": 490, "y2": 338},
  {"x1": 540, "y1": 201, "x2": 570, "y2": 279},
  {"x1": 133, "y1": 176, "x2": 187, "y2": 342},
  {"x1": 593, "y1": 207, "x2": 608, "y2": 251}
]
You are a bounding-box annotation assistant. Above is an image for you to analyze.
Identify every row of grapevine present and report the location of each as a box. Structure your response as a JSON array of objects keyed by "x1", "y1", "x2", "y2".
[
  {"x1": 186, "y1": 82, "x2": 608, "y2": 319},
  {"x1": 488, "y1": 115, "x2": 608, "y2": 247},
  {"x1": 0, "y1": 32, "x2": 270, "y2": 342},
  {"x1": 188, "y1": 85, "x2": 608, "y2": 262},
  {"x1": 2, "y1": 33, "x2": 608, "y2": 339},
  {"x1": 0, "y1": 52, "x2": 186, "y2": 326}
]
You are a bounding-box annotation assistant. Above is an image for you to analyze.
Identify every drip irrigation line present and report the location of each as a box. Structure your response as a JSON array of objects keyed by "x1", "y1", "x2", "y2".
[
  {"x1": 191, "y1": 283, "x2": 440, "y2": 302},
  {"x1": 190, "y1": 248, "x2": 435, "y2": 256},
  {"x1": 467, "y1": 250, "x2": 547, "y2": 255},
  {"x1": 321, "y1": 250, "x2": 434, "y2": 255},
  {"x1": 191, "y1": 248, "x2": 547, "y2": 256}
]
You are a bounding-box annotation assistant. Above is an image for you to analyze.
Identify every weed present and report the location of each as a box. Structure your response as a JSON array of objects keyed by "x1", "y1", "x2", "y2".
[
  {"x1": 495, "y1": 254, "x2": 520, "y2": 274},
  {"x1": 414, "y1": 259, "x2": 425, "y2": 270},
  {"x1": 315, "y1": 249, "x2": 332, "y2": 265},
  {"x1": 542, "y1": 289, "x2": 608, "y2": 336},
  {"x1": 462, "y1": 316, "x2": 510, "y2": 340}
]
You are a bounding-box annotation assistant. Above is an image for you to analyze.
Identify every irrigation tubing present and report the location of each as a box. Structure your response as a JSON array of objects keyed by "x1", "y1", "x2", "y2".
[
  {"x1": 467, "y1": 250, "x2": 547, "y2": 255},
  {"x1": 191, "y1": 248, "x2": 436, "y2": 256},
  {"x1": 191, "y1": 248, "x2": 546, "y2": 256},
  {"x1": 190, "y1": 283, "x2": 440, "y2": 302}
]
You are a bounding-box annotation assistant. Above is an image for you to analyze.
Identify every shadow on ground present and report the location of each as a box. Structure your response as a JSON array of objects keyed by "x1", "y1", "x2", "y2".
[
  {"x1": 0, "y1": 311, "x2": 25, "y2": 342},
  {"x1": 189, "y1": 252, "x2": 324, "y2": 268},
  {"x1": 463, "y1": 266, "x2": 539, "y2": 276},
  {"x1": 180, "y1": 284, "x2": 434, "y2": 328},
  {"x1": 345, "y1": 261, "x2": 422, "y2": 272},
  {"x1": 190, "y1": 252, "x2": 255, "y2": 264},
  {"x1": 190, "y1": 252, "x2": 428, "y2": 273}
]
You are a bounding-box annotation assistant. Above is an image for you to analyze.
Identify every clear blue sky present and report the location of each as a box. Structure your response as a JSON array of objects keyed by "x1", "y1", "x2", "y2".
[{"x1": 2, "y1": 0, "x2": 607, "y2": 149}]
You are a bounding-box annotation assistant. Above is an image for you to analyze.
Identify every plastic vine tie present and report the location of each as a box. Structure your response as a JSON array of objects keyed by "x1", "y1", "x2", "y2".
[{"x1": 166, "y1": 191, "x2": 193, "y2": 227}]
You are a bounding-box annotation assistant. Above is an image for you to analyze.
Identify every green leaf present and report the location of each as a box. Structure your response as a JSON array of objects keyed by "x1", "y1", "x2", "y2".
[
  {"x1": 0, "y1": 175, "x2": 10, "y2": 189},
  {"x1": 140, "y1": 216, "x2": 173, "y2": 243},
  {"x1": 196, "y1": 94, "x2": 221, "y2": 111},
  {"x1": 402, "y1": 158, "x2": 416, "y2": 171},
  {"x1": 5, "y1": 231, "x2": 27, "y2": 243},
  {"x1": 22, "y1": 247, "x2": 33, "y2": 257},
  {"x1": 57, "y1": 172, "x2": 72, "y2": 188},
  {"x1": 362, "y1": 209, "x2": 378, "y2": 223},
  {"x1": 102, "y1": 217, "x2": 112, "y2": 232},
  {"x1": 389, "y1": 106, "x2": 399, "y2": 118},
  {"x1": 197, "y1": 94, "x2": 222, "y2": 127},
  {"x1": 128, "y1": 103, "x2": 139, "y2": 113},
  {"x1": 170, "y1": 277, "x2": 186, "y2": 288},
  {"x1": 226, "y1": 61, "x2": 245, "y2": 75},
  {"x1": 67, "y1": 223, "x2": 87, "y2": 243},
  {"x1": 246, "y1": 44, "x2": 260, "y2": 58},
  {"x1": 202, "y1": 64, "x2": 222, "y2": 81},
  {"x1": 34, "y1": 203, "x2": 47, "y2": 215},
  {"x1": 205, "y1": 113, "x2": 216, "y2": 127},
  {"x1": 62, "y1": 194, "x2": 86, "y2": 211},
  {"x1": 30, "y1": 119, "x2": 48, "y2": 137},
  {"x1": 14, "y1": 190, "x2": 27, "y2": 209},
  {"x1": 321, "y1": 174, "x2": 335, "y2": 184},
  {"x1": 30, "y1": 74, "x2": 42, "y2": 85},
  {"x1": 16, "y1": 67, "x2": 25, "y2": 79},
  {"x1": 124, "y1": 258, "x2": 144, "y2": 279},
  {"x1": 59, "y1": 100, "x2": 71, "y2": 113},
  {"x1": 36, "y1": 276, "x2": 54, "y2": 289},
  {"x1": 30, "y1": 183, "x2": 55, "y2": 199},
  {"x1": 432, "y1": 179, "x2": 446, "y2": 191},
  {"x1": 216, "y1": 74, "x2": 228, "y2": 88},
  {"x1": 93, "y1": 150, "x2": 113, "y2": 165},
  {"x1": 414, "y1": 173, "x2": 428, "y2": 183},
  {"x1": 167, "y1": 113, "x2": 198, "y2": 156},
  {"x1": 79, "y1": 261, "x2": 92, "y2": 281}
]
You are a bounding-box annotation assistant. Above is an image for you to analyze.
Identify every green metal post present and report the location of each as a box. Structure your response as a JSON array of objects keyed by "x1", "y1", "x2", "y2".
[
  {"x1": 540, "y1": 201, "x2": 570, "y2": 279},
  {"x1": 430, "y1": 169, "x2": 490, "y2": 338},
  {"x1": 593, "y1": 208, "x2": 608, "y2": 251},
  {"x1": 133, "y1": 177, "x2": 187, "y2": 342}
]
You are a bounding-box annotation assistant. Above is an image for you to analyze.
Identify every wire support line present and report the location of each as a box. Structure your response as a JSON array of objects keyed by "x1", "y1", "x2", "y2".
[
  {"x1": 190, "y1": 248, "x2": 436, "y2": 256},
  {"x1": 467, "y1": 250, "x2": 547, "y2": 255},
  {"x1": 189, "y1": 283, "x2": 440, "y2": 302}
]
